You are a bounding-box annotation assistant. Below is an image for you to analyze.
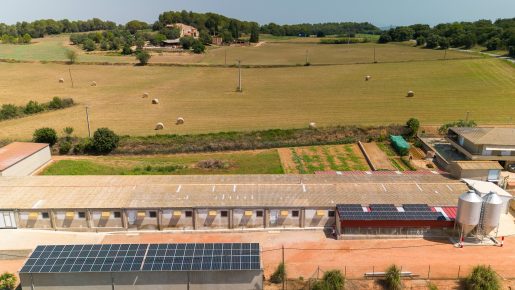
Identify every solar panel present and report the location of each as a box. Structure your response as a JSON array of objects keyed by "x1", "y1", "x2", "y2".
[
  {"x1": 402, "y1": 204, "x2": 431, "y2": 212},
  {"x1": 20, "y1": 243, "x2": 261, "y2": 274},
  {"x1": 336, "y1": 204, "x2": 363, "y2": 213},
  {"x1": 369, "y1": 204, "x2": 398, "y2": 212},
  {"x1": 339, "y1": 211, "x2": 444, "y2": 221}
]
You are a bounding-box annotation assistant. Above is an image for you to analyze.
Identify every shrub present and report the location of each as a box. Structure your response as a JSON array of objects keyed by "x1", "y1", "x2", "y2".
[
  {"x1": 384, "y1": 264, "x2": 402, "y2": 290},
  {"x1": 122, "y1": 44, "x2": 132, "y2": 55},
  {"x1": 438, "y1": 119, "x2": 476, "y2": 135},
  {"x1": 65, "y1": 49, "x2": 78, "y2": 64},
  {"x1": 0, "y1": 272, "x2": 17, "y2": 290},
  {"x1": 197, "y1": 159, "x2": 229, "y2": 169},
  {"x1": 24, "y1": 100, "x2": 45, "y2": 115},
  {"x1": 0, "y1": 104, "x2": 19, "y2": 120},
  {"x1": 466, "y1": 265, "x2": 500, "y2": 290},
  {"x1": 82, "y1": 39, "x2": 96, "y2": 51},
  {"x1": 92, "y1": 128, "x2": 119, "y2": 154},
  {"x1": 270, "y1": 262, "x2": 286, "y2": 284},
  {"x1": 406, "y1": 118, "x2": 420, "y2": 139},
  {"x1": 180, "y1": 36, "x2": 195, "y2": 49},
  {"x1": 59, "y1": 141, "x2": 72, "y2": 155},
  {"x1": 311, "y1": 270, "x2": 345, "y2": 290},
  {"x1": 135, "y1": 50, "x2": 151, "y2": 65},
  {"x1": 192, "y1": 40, "x2": 205, "y2": 54},
  {"x1": 33, "y1": 127, "x2": 58, "y2": 146},
  {"x1": 427, "y1": 281, "x2": 438, "y2": 290},
  {"x1": 63, "y1": 126, "x2": 74, "y2": 136},
  {"x1": 73, "y1": 138, "x2": 93, "y2": 154}
]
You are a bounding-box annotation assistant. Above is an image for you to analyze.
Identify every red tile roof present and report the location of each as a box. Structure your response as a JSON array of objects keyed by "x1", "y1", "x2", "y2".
[{"x1": 0, "y1": 142, "x2": 49, "y2": 171}]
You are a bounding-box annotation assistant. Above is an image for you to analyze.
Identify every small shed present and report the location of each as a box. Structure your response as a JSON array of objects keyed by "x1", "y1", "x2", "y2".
[
  {"x1": 0, "y1": 142, "x2": 51, "y2": 176},
  {"x1": 450, "y1": 161, "x2": 503, "y2": 181},
  {"x1": 390, "y1": 135, "x2": 410, "y2": 156}
]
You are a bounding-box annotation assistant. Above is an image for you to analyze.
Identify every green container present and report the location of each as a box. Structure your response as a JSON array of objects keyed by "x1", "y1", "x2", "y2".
[{"x1": 390, "y1": 135, "x2": 410, "y2": 156}]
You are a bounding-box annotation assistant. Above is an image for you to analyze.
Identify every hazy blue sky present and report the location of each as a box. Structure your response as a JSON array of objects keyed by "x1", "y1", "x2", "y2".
[{"x1": 1, "y1": 0, "x2": 514, "y2": 27}]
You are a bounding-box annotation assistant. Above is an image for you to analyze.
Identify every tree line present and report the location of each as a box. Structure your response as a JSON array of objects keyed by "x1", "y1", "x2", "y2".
[
  {"x1": 260, "y1": 22, "x2": 380, "y2": 37},
  {"x1": 378, "y1": 18, "x2": 515, "y2": 56},
  {"x1": 0, "y1": 18, "x2": 116, "y2": 39}
]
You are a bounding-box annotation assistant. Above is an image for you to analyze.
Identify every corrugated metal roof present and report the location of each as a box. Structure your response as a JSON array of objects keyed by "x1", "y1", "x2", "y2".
[
  {"x1": 441, "y1": 207, "x2": 458, "y2": 219},
  {"x1": 451, "y1": 127, "x2": 515, "y2": 146},
  {"x1": 454, "y1": 161, "x2": 503, "y2": 170},
  {"x1": 0, "y1": 175, "x2": 468, "y2": 210},
  {"x1": 0, "y1": 142, "x2": 49, "y2": 171}
]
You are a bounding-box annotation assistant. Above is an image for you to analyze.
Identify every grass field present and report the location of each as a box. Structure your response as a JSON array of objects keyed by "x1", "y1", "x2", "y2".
[
  {"x1": 0, "y1": 35, "x2": 133, "y2": 63},
  {"x1": 279, "y1": 144, "x2": 370, "y2": 174},
  {"x1": 42, "y1": 149, "x2": 283, "y2": 175},
  {"x1": 0, "y1": 55, "x2": 513, "y2": 139}
]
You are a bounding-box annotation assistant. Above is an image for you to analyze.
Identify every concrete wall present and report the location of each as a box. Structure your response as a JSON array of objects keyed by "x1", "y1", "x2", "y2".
[
  {"x1": 304, "y1": 209, "x2": 335, "y2": 228},
  {"x1": 162, "y1": 209, "x2": 194, "y2": 230},
  {"x1": 90, "y1": 210, "x2": 123, "y2": 229},
  {"x1": 54, "y1": 211, "x2": 89, "y2": 230},
  {"x1": 268, "y1": 209, "x2": 301, "y2": 228},
  {"x1": 196, "y1": 209, "x2": 230, "y2": 229},
  {"x1": 127, "y1": 210, "x2": 159, "y2": 230},
  {"x1": 232, "y1": 209, "x2": 265, "y2": 229},
  {"x1": 20, "y1": 269, "x2": 263, "y2": 290},
  {"x1": 17, "y1": 211, "x2": 53, "y2": 229},
  {"x1": 0, "y1": 146, "x2": 51, "y2": 176}
]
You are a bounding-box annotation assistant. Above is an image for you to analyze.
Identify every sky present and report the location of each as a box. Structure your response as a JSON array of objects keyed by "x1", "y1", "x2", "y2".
[{"x1": 1, "y1": 0, "x2": 514, "y2": 27}]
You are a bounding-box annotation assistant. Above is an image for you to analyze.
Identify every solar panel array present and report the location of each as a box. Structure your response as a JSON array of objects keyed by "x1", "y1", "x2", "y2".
[
  {"x1": 402, "y1": 204, "x2": 431, "y2": 212},
  {"x1": 20, "y1": 243, "x2": 260, "y2": 274},
  {"x1": 369, "y1": 204, "x2": 397, "y2": 212},
  {"x1": 336, "y1": 203, "x2": 445, "y2": 221},
  {"x1": 336, "y1": 204, "x2": 363, "y2": 212},
  {"x1": 339, "y1": 211, "x2": 445, "y2": 221}
]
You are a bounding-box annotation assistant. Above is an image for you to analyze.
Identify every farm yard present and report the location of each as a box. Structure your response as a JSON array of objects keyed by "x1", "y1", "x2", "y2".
[
  {"x1": 0, "y1": 55, "x2": 513, "y2": 139},
  {"x1": 278, "y1": 144, "x2": 370, "y2": 174}
]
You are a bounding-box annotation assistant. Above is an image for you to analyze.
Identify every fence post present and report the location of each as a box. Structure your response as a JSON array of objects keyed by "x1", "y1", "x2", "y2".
[
  {"x1": 458, "y1": 265, "x2": 461, "y2": 279},
  {"x1": 344, "y1": 265, "x2": 346, "y2": 278},
  {"x1": 427, "y1": 265, "x2": 430, "y2": 280}
]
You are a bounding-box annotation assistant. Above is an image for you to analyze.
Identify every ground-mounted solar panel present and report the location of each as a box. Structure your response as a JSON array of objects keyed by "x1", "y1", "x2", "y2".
[
  {"x1": 20, "y1": 243, "x2": 261, "y2": 274},
  {"x1": 402, "y1": 204, "x2": 431, "y2": 212}
]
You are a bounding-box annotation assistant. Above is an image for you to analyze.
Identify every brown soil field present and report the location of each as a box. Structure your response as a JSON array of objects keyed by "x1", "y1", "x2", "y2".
[{"x1": 361, "y1": 142, "x2": 397, "y2": 170}]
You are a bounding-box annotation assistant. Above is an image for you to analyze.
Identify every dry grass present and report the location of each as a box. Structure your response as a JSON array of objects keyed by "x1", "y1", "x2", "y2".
[{"x1": 0, "y1": 56, "x2": 513, "y2": 139}]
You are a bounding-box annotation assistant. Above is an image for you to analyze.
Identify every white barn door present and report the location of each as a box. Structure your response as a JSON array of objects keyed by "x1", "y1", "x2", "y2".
[{"x1": 0, "y1": 211, "x2": 17, "y2": 228}]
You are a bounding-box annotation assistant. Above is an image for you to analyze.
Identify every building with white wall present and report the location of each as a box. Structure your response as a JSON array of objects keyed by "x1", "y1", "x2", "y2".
[{"x1": 0, "y1": 142, "x2": 51, "y2": 177}]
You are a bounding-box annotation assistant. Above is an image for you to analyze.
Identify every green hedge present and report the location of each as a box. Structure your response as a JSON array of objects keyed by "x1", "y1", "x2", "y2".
[{"x1": 0, "y1": 97, "x2": 74, "y2": 121}]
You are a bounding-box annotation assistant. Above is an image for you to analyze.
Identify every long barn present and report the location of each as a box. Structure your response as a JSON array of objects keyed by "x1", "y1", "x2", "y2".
[{"x1": 0, "y1": 174, "x2": 467, "y2": 232}]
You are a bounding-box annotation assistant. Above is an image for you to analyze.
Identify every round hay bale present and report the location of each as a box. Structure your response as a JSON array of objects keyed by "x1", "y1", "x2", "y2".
[
  {"x1": 152, "y1": 99, "x2": 159, "y2": 104},
  {"x1": 90, "y1": 81, "x2": 97, "y2": 87},
  {"x1": 142, "y1": 93, "x2": 149, "y2": 98},
  {"x1": 365, "y1": 75, "x2": 371, "y2": 81},
  {"x1": 155, "y1": 122, "x2": 164, "y2": 130},
  {"x1": 59, "y1": 78, "x2": 65, "y2": 83},
  {"x1": 176, "y1": 117, "x2": 185, "y2": 125},
  {"x1": 309, "y1": 122, "x2": 317, "y2": 129},
  {"x1": 407, "y1": 90, "x2": 415, "y2": 97}
]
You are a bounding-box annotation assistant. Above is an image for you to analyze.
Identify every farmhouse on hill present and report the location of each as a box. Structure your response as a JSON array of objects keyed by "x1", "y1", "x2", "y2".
[{"x1": 166, "y1": 23, "x2": 199, "y2": 38}]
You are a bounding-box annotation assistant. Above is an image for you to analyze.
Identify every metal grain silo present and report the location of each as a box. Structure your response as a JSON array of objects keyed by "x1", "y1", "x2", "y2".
[
  {"x1": 456, "y1": 190, "x2": 482, "y2": 235},
  {"x1": 481, "y1": 191, "x2": 503, "y2": 235}
]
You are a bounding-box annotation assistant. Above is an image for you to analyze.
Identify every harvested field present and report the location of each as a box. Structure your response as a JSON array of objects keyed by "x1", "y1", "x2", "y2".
[
  {"x1": 0, "y1": 56, "x2": 513, "y2": 139},
  {"x1": 278, "y1": 144, "x2": 370, "y2": 174}
]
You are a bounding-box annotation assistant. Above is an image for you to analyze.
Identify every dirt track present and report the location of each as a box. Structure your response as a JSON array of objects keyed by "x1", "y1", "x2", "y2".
[
  {"x1": 102, "y1": 231, "x2": 515, "y2": 280},
  {"x1": 361, "y1": 142, "x2": 396, "y2": 170}
]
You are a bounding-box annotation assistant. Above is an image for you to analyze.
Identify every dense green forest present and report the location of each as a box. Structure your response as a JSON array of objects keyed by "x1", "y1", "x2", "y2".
[
  {"x1": 378, "y1": 18, "x2": 515, "y2": 55},
  {"x1": 260, "y1": 22, "x2": 380, "y2": 36}
]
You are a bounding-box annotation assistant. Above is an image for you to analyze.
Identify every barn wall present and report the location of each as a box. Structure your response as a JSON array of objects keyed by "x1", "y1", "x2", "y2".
[
  {"x1": 232, "y1": 209, "x2": 265, "y2": 229},
  {"x1": 268, "y1": 209, "x2": 301, "y2": 228},
  {"x1": 90, "y1": 210, "x2": 124, "y2": 229},
  {"x1": 127, "y1": 210, "x2": 159, "y2": 230},
  {"x1": 161, "y1": 209, "x2": 194, "y2": 230},
  {"x1": 17, "y1": 211, "x2": 53, "y2": 229},
  {"x1": 196, "y1": 209, "x2": 230, "y2": 229},
  {"x1": 304, "y1": 209, "x2": 335, "y2": 228},
  {"x1": 54, "y1": 211, "x2": 89, "y2": 229}
]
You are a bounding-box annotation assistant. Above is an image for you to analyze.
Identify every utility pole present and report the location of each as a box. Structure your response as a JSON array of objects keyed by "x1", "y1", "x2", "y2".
[
  {"x1": 236, "y1": 60, "x2": 242, "y2": 92},
  {"x1": 282, "y1": 245, "x2": 285, "y2": 290},
  {"x1": 68, "y1": 68, "x2": 74, "y2": 88},
  {"x1": 444, "y1": 49, "x2": 447, "y2": 60},
  {"x1": 305, "y1": 49, "x2": 309, "y2": 65},
  {"x1": 465, "y1": 111, "x2": 470, "y2": 122},
  {"x1": 85, "y1": 106, "x2": 91, "y2": 138},
  {"x1": 373, "y1": 47, "x2": 376, "y2": 63},
  {"x1": 224, "y1": 48, "x2": 227, "y2": 66}
]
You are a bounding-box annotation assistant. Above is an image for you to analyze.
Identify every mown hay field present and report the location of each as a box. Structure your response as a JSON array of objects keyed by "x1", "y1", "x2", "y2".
[{"x1": 0, "y1": 56, "x2": 513, "y2": 139}]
